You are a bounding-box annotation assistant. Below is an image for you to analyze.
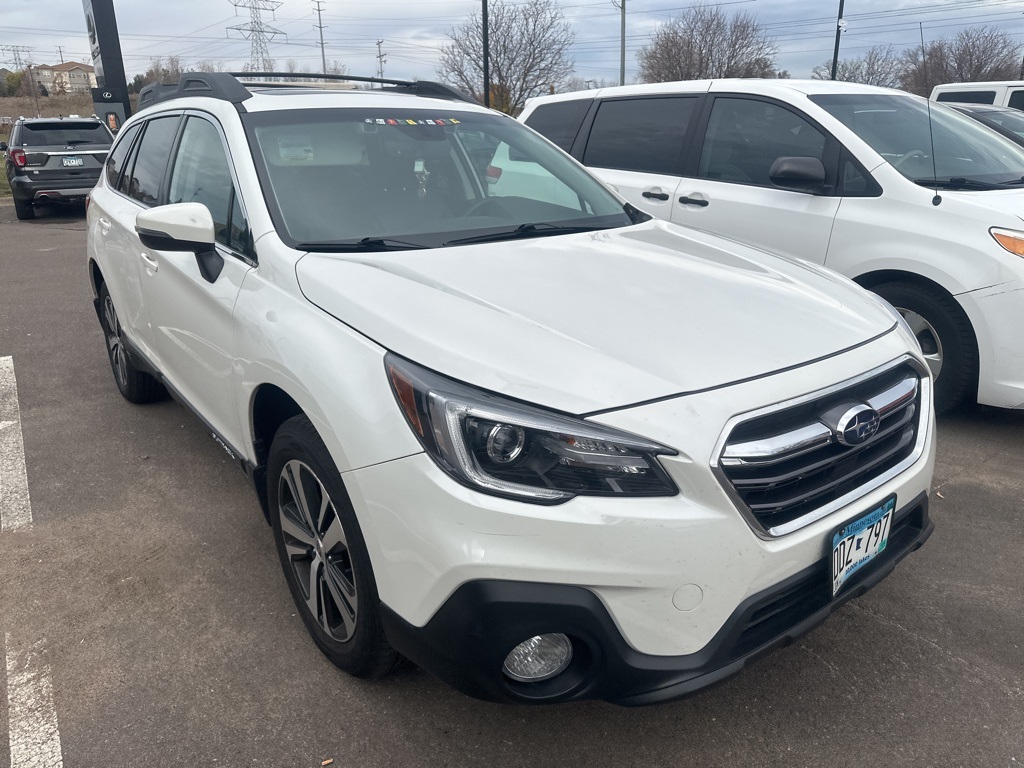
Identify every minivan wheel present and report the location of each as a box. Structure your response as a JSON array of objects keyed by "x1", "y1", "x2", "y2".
[
  {"x1": 97, "y1": 283, "x2": 166, "y2": 403},
  {"x1": 13, "y1": 197, "x2": 35, "y2": 221},
  {"x1": 873, "y1": 281, "x2": 977, "y2": 414},
  {"x1": 268, "y1": 415, "x2": 400, "y2": 678}
]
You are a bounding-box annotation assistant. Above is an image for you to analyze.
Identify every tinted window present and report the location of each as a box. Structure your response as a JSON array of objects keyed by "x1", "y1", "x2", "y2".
[
  {"x1": 169, "y1": 117, "x2": 238, "y2": 247},
  {"x1": 698, "y1": 98, "x2": 825, "y2": 187},
  {"x1": 104, "y1": 122, "x2": 141, "y2": 188},
  {"x1": 524, "y1": 100, "x2": 591, "y2": 152},
  {"x1": 935, "y1": 90, "x2": 996, "y2": 104},
  {"x1": 583, "y1": 97, "x2": 696, "y2": 174},
  {"x1": 1007, "y1": 91, "x2": 1024, "y2": 110},
  {"x1": 125, "y1": 116, "x2": 179, "y2": 206},
  {"x1": 21, "y1": 122, "x2": 111, "y2": 147}
]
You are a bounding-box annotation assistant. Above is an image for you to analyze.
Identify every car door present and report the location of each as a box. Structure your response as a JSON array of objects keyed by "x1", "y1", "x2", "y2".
[
  {"x1": 135, "y1": 113, "x2": 254, "y2": 450},
  {"x1": 578, "y1": 96, "x2": 700, "y2": 218},
  {"x1": 673, "y1": 95, "x2": 842, "y2": 265},
  {"x1": 100, "y1": 115, "x2": 181, "y2": 358}
]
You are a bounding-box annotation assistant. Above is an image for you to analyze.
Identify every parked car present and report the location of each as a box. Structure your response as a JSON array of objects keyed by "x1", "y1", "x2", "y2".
[
  {"x1": 1, "y1": 115, "x2": 112, "y2": 220},
  {"x1": 86, "y1": 72, "x2": 934, "y2": 705},
  {"x1": 931, "y1": 80, "x2": 1024, "y2": 108},
  {"x1": 521, "y1": 79, "x2": 1024, "y2": 414},
  {"x1": 944, "y1": 102, "x2": 1024, "y2": 146}
]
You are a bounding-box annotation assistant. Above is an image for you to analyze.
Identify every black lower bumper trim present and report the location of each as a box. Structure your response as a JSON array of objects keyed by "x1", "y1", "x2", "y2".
[{"x1": 380, "y1": 492, "x2": 932, "y2": 705}]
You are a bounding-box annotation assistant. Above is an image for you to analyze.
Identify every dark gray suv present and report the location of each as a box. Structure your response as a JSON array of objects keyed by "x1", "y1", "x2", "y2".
[{"x1": 1, "y1": 116, "x2": 113, "y2": 220}]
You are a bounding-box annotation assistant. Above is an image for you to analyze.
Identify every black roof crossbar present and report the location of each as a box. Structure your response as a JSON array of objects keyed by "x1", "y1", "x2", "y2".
[{"x1": 136, "y1": 71, "x2": 476, "y2": 112}]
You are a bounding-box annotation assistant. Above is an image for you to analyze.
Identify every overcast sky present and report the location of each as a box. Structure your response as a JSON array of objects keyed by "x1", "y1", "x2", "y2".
[{"x1": 4, "y1": 0, "x2": 1024, "y2": 85}]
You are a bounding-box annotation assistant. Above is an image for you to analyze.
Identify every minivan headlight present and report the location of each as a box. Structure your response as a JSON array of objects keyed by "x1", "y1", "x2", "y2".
[
  {"x1": 990, "y1": 227, "x2": 1024, "y2": 256},
  {"x1": 386, "y1": 355, "x2": 678, "y2": 504}
]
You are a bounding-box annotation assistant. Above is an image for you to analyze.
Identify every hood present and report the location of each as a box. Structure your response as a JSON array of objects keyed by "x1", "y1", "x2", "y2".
[
  {"x1": 296, "y1": 220, "x2": 895, "y2": 414},
  {"x1": 942, "y1": 187, "x2": 1024, "y2": 223}
]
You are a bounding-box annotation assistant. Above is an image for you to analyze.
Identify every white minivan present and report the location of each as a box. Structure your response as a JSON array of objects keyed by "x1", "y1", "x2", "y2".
[
  {"x1": 931, "y1": 81, "x2": 1024, "y2": 108},
  {"x1": 521, "y1": 79, "x2": 1024, "y2": 413}
]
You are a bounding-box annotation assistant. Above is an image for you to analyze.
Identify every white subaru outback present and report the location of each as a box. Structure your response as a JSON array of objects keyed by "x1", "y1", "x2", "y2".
[{"x1": 86, "y1": 72, "x2": 934, "y2": 705}]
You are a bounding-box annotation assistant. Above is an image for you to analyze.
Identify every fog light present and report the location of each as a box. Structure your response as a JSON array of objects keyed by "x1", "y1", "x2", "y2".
[{"x1": 502, "y1": 634, "x2": 573, "y2": 682}]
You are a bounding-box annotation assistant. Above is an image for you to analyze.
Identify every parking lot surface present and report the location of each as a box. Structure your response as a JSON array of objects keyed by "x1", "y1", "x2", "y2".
[{"x1": 0, "y1": 200, "x2": 1022, "y2": 768}]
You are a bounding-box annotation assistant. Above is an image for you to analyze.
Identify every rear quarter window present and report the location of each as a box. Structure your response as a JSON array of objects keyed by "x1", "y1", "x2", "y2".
[
  {"x1": 935, "y1": 91, "x2": 997, "y2": 105},
  {"x1": 523, "y1": 99, "x2": 592, "y2": 152}
]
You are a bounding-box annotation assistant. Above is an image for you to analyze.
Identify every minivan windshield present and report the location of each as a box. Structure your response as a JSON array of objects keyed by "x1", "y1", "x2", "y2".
[
  {"x1": 244, "y1": 108, "x2": 635, "y2": 249},
  {"x1": 810, "y1": 93, "x2": 1024, "y2": 185}
]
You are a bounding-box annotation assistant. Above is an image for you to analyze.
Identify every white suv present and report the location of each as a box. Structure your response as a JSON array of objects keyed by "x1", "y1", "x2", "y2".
[
  {"x1": 521, "y1": 79, "x2": 1024, "y2": 414},
  {"x1": 86, "y1": 73, "x2": 934, "y2": 705}
]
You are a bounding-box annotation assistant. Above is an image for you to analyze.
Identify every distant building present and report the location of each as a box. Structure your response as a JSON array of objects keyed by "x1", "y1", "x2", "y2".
[{"x1": 31, "y1": 62, "x2": 97, "y2": 94}]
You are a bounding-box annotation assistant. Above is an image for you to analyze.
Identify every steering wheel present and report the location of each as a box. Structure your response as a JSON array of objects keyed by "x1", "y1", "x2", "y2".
[
  {"x1": 464, "y1": 197, "x2": 508, "y2": 218},
  {"x1": 892, "y1": 149, "x2": 927, "y2": 170}
]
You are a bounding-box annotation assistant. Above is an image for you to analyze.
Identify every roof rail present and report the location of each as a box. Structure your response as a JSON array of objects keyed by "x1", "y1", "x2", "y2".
[
  {"x1": 229, "y1": 72, "x2": 475, "y2": 104},
  {"x1": 136, "y1": 71, "x2": 476, "y2": 112}
]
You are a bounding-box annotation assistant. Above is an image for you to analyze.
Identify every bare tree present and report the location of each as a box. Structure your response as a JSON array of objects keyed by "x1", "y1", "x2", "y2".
[
  {"x1": 562, "y1": 75, "x2": 614, "y2": 92},
  {"x1": 437, "y1": 0, "x2": 575, "y2": 115},
  {"x1": 637, "y1": 3, "x2": 777, "y2": 83},
  {"x1": 811, "y1": 45, "x2": 905, "y2": 88},
  {"x1": 901, "y1": 26, "x2": 1022, "y2": 96}
]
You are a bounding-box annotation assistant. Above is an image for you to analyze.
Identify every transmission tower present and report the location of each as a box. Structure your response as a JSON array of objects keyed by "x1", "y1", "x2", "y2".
[
  {"x1": 0, "y1": 45, "x2": 33, "y2": 69},
  {"x1": 228, "y1": 0, "x2": 284, "y2": 72}
]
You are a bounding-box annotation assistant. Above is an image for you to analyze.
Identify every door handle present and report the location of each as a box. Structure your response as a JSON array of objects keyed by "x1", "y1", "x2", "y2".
[
  {"x1": 642, "y1": 190, "x2": 670, "y2": 201},
  {"x1": 98, "y1": 217, "x2": 112, "y2": 230},
  {"x1": 678, "y1": 195, "x2": 709, "y2": 207},
  {"x1": 139, "y1": 252, "x2": 159, "y2": 272}
]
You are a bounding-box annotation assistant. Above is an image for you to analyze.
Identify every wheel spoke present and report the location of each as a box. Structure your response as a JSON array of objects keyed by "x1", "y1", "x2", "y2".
[
  {"x1": 323, "y1": 561, "x2": 357, "y2": 638},
  {"x1": 103, "y1": 297, "x2": 118, "y2": 334},
  {"x1": 305, "y1": 555, "x2": 323, "y2": 619},
  {"x1": 901, "y1": 310, "x2": 929, "y2": 337},
  {"x1": 320, "y1": 513, "x2": 347, "y2": 555},
  {"x1": 280, "y1": 507, "x2": 316, "y2": 548},
  {"x1": 283, "y1": 461, "x2": 316, "y2": 533},
  {"x1": 923, "y1": 352, "x2": 942, "y2": 379}
]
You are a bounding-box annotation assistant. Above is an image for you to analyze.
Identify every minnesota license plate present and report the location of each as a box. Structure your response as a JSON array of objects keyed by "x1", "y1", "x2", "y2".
[
  {"x1": 831, "y1": 496, "x2": 894, "y2": 596},
  {"x1": 62, "y1": 156, "x2": 84, "y2": 167}
]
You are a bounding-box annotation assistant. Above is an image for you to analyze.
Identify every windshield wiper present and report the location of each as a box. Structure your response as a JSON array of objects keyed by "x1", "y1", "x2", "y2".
[
  {"x1": 295, "y1": 237, "x2": 428, "y2": 252},
  {"x1": 443, "y1": 222, "x2": 605, "y2": 247},
  {"x1": 911, "y1": 177, "x2": 1005, "y2": 191}
]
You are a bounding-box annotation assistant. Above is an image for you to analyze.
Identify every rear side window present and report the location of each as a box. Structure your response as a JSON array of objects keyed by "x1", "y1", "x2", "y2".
[
  {"x1": 935, "y1": 90, "x2": 996, "y2": 105},
  {"x1": 124, "y1": 116, "x2": 180, "y2": 206},
  {"x1": 583, "y1": 97, "x2": 696, "y2": 174},
  {"x1": 523, "y1": 100, "x2": 591, "y2": 152},
  {"x1": 1008, "y1": 90, "x2": 1024, "y2": 110},
  {"x1": 21, "y1": 121, "x2": 112, "y2": 147},
  {"x1": 104, "y1": 123, "x2": 142, "y2": 188}
]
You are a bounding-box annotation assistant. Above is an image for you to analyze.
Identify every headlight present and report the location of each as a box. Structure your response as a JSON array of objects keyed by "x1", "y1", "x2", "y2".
[
  {"x1": 386, "y1": 355, "x2": 678, "y2": 504},
  {"x1": 990, "y1": 227, "x2": 1024, "y2": 256},
  {"x1": 870, "y1": 292, "x2": 922, "y2": 355}
]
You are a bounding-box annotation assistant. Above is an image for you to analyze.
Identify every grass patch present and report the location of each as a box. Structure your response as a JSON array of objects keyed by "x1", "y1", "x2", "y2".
[{"x1": 0, "y1": 171, "x2": 10, "y2": 198}]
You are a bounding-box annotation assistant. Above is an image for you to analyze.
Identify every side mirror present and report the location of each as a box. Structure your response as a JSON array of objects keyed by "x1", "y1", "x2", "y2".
[
  {"x1": 135, "y1": 203, "x2": 223, "y2": 283},
  {"x1": 769, "y1": 156, "x2": 826, "y2": 194}
]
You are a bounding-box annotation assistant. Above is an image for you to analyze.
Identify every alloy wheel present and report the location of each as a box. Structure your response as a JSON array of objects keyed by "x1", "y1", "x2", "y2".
[
  {"x1": 898, "y1": 307, "x2": 943, "y2": 380},
  {"x1": 278, "y1": 459, "x2": 358, "y2": 642},
  {"x1": 103, "y1": 295, "x2": 129, "y2": 388}
]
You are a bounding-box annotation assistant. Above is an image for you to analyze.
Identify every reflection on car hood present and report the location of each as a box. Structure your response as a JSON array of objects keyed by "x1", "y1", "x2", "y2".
[{"x1": 296, "y1": 220, "x2": 895, "y2": 414}]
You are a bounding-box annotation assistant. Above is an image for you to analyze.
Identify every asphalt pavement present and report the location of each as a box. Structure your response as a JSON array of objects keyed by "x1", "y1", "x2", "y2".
[{"x1": 0, "y1": 199, "x2": 1021, "y2": 768}]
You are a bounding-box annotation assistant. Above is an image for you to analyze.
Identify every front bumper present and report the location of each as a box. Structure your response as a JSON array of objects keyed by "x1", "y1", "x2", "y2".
[
  {"x1": 960, "y1": 279, "x2": 1024, "y2": 408},
  {"x1": 381, "y1": 492, "x2": 932, "y2": 705}
]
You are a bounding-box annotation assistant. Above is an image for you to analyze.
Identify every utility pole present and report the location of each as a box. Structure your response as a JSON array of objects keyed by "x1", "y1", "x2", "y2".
[
  {"x1": 228, "y1": 0, "x2": 284, "y2": 72},
  {"x1": 376, "y1": 39, "x2": 386, "y2": 80},
  {"x1": 830, "y1": 0, "x2": 846, "y2": 80},
  {"x1": 25, "y1": 65, "x2": 41, "y2": 117},
  {"x1": 482, "y1": 0, "x2": 490, "y2": 108},
  {"x1": 618, "y1": 0, "x2": 626, "y2": 86},
  {"x1": 313, "y1": 0, "x2": 327, "y2": 75},
  {"x1": 56, "y1": 45, "x2": 65, "y2": 64}
]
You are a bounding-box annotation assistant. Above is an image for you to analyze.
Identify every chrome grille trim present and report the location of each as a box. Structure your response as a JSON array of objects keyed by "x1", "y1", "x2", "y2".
[{"x1": 710, "y1": 355, "x2": 931, "y2": 539}]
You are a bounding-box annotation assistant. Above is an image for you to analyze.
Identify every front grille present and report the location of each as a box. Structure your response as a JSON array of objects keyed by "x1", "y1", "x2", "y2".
[{"x1": 718, "y1": 361, "x2": 924, "y2": 536}]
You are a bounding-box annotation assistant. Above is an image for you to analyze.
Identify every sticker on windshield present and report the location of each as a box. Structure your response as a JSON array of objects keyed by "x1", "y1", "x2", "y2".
[
  {"x1": 368, "y1": 118, "x2": 463, "y2": 128},
  {"x1": 277, "y1": 135, "x2": 315, "y2": 162}
]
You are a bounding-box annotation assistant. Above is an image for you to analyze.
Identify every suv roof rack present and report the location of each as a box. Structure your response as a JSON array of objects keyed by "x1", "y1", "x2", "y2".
[{"x1": 137, "y1": 71, "x2": 476, "y2": 112}]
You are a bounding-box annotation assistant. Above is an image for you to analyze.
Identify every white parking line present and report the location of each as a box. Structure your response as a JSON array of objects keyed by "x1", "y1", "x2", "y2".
[
  {"x1": 0, "y1": 356, "x2": 32, "y2": 532},
  {"x1": 4, "y1": 633, "x2": 64, "y2": 768}
]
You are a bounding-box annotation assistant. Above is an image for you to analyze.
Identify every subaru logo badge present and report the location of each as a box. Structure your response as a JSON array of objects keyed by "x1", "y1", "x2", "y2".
[{"x1": 835, "y1": 404, "x2": 881, "y2": 446}]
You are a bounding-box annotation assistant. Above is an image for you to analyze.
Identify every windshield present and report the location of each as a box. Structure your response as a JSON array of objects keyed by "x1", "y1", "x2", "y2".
[
  {"x1": 972, "y1": 108, "x2": 1024, "y2": 140},
  {"x1": 810, "y1": 93, "x2": 1024, "y2": 184},
  {"x1": 244, "y1": 108, "x2": 633, "y2": 249}
]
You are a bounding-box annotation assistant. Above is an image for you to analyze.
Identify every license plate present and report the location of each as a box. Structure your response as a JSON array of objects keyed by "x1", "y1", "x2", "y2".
[
  {"x1": 61, "y1": 156, "x2": 84, "y2": 167},
  {"x1": 831, "y1": 496, "x2": 894, "y2": 596}
]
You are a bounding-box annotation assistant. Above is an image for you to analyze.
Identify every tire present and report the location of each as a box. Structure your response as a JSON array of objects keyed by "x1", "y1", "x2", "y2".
[
  {"x1": 268, "y1": 415, "x2": 399, "y2": 678},
  {"x1": 13, "y1": 197, "x2": 35, "y2": 221},
  {"x1": 873, "y1": 281, "x2": 977, "y2": 414},
  {"x1": 97, "y1": 283, "x2": 166, "y2": 404}
]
